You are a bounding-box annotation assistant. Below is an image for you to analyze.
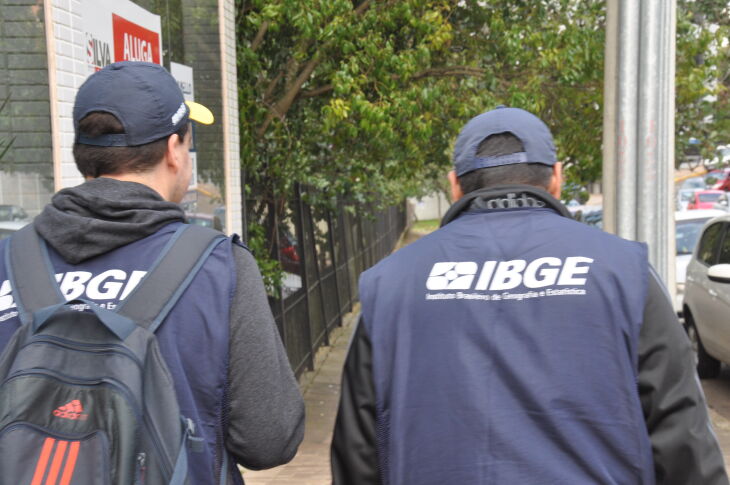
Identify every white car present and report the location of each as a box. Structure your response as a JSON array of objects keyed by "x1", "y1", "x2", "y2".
[
  {"x1": 676, "y1": 188, "x2": 701, "y2": 211},
  {"x1": 674, "y1": 210, "x2": 726, "y2": 314},
  {"x1": 683, "y1": 213, "x2": 730, "y2": 378},
  {"x1": 0, "y1": 220, "x2": 29, "y2": 240}
]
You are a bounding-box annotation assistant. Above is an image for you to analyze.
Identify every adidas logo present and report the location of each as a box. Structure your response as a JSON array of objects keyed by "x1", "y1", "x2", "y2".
[{"x1": 52, "y1": 400, "x2": 89, "y2": 421}]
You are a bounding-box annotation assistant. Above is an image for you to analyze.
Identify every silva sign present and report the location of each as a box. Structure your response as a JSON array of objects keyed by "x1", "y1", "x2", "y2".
[{"x1": 83, "y1": 0, "x2": 162, "y2": 73}]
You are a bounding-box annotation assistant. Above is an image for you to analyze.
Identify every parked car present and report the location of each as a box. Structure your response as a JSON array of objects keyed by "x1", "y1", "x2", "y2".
[
  {"x1": 687, "y1": 190, "x2": 725, "y2": 210},
  {"x1": 680, "y1": 176, "x2": 707, "y2": 191},
  {"x1": 0, "y1": 220, "x2": 30, "y2": 240},
  {"x1": 705, "y1": 168, "x2": 730, "y2": 189},
  {"x1": 713, "y1": 192, "x2": 730, "y2": 212},
  {"x1": 186, "y1": 212, "x2": 223, "y2": 232},
  {"x1": 675, "y1": 210, "x2": 726, "y2": 314},
  {"x1": 676, "y1": 188, "x2": 701, "y2": 211},
  {"x1": 683, "y1": 213, "x2": 730, "y2": 377},
  {"x1": 0, "y1": 204, "x2": 28, "y2": 222}
]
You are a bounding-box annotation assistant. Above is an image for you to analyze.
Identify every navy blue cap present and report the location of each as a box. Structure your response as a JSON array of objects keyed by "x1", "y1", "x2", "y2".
[
  {"x1": 73, "y1": 61, "x2": 213, "y2": 147},
  {"x1": 453, "y1": 106, "x2": 557, "y2": 177}
]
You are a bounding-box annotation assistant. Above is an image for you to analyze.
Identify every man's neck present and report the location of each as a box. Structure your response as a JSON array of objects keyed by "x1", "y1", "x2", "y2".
[{"x1": 95, "y1": 170, "x2": 170, "y2": 201}]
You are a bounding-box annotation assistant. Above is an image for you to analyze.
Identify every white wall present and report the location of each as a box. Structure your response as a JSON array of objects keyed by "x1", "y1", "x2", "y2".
[
  {"x1": 410, "y1": 192, "x2": 450, "y2": 221},
  {"x1": 44, "y1": 0, "x2": 243, "y2": 235}
]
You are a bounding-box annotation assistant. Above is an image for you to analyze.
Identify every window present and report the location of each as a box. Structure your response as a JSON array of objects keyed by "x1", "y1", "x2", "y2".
[
  {"x1": 676, "y1": 218, "x2": 711, "y2": 255},
  {"x1": 718, "y1": 227, "x2": 730, "y2": 265},
  {"x1": 698, "y1": 223, "x2": 725, "y2": 266},
  {"x1": 699, "y1": 192, "x2": 723, "y2": 203},
  {"x1": 0, "y1": 4, "x2": 54, "y2": 219}
]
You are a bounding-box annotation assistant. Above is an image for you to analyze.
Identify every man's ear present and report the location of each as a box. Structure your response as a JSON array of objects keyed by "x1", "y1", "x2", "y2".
[
  {"x1": 448, "y1": 170, "x2": 464, "y2": 202},
  {"x1": 165, "y1": 134, "x2": 182, "y2": 172},
  {"x1": 548, "y1": 162, "x2": 562, "y2": 199}
]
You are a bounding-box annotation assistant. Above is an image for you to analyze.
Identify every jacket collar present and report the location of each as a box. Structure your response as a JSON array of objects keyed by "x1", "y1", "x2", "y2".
[{"x1": 440, "y1": 184, "x2": 572, "y2": 227}]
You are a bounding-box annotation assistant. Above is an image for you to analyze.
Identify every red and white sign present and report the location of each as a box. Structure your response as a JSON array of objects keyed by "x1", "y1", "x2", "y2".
[
  {"x1": 113, "y1": 14, "x2": 160, "y2": 64},
  {"x1": 83, "y1": 0, "x2": 162, "y2": 73}
]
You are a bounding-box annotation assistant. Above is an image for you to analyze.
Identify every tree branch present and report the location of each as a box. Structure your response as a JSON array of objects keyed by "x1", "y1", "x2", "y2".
[
  {"x1": 354, "y1": 0, "x2": 372, "y2": 16},
  {"x1": 257, "y1": 56, "x2": 321, "y2": 137},
  {"x1": 256, "y1": 0, "x2": 373, "y2": 137},
  {"x1": 297, "y1": 67, "x2": 486, "y2": 100},
  {"x1": 410, "y1": 66, "x2": 486, "y2": 80},
  {"x1": 251, "y1": 20, "x2": 269, "y2": 51},
  {"x1": 263, "y1": 70, "x2": 285, "y2": 103},
  {"x1": 300, "y1": 84, "x2": 334, "y2": 98}
]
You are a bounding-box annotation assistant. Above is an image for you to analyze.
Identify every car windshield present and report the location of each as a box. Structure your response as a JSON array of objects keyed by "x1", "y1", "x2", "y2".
[
  {"x1": 699, "y1": 192, "x2": 722, "y2": 203},
  {"x1": 683, "y1": 178, "x2": 705, "y2": 189},
  {"x1": 676, "y1": 219, "x2": 712, "y2": 255}
]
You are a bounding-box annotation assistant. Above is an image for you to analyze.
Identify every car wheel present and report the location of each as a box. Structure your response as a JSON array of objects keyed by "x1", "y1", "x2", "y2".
[{"x1": 685, "y1": 312, "x2": 721, "y2": 379}]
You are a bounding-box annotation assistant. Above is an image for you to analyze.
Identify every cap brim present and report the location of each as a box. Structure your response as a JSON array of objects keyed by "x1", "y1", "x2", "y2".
[{"x1": 186, "y1": 101, "x2": 214, "y2": 125}]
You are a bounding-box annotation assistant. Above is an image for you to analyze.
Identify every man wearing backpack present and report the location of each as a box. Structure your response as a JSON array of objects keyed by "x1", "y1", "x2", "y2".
[{"x1": 0, "y1": 62, "x2": 304, "y2": 484}]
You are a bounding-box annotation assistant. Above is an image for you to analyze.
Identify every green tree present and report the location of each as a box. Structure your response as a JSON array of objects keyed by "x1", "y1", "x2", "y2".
[
  {"x1": 675, "y1": 0, "x2": 730, "y2": 169},
  {"x1": 236, "y1": 0, "x2": 608, "y2": 285},
  {"x1": 236, "y1": 0, "x2": 730, "y2": 287}
]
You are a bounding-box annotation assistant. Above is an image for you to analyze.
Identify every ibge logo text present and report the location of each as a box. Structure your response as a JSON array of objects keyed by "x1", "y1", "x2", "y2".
[{"x1": 425, "y1": 257, "x2": 593, "y2": 301}]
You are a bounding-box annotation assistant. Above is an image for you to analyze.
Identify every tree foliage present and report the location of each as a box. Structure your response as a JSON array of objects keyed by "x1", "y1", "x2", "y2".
[
  {"x1": 235, "y1": 0, "x2": 730, "y2": 286},
  {"x1": 676, "y1": 0, "x2": 730, "y2": 168}
]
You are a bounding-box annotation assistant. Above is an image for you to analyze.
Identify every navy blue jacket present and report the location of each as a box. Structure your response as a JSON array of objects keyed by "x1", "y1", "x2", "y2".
[{"x1": 332, "y1": 186, "x2": 727, "y2": 485}]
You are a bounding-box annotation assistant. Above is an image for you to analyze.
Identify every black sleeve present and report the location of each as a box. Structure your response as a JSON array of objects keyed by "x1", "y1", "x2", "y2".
[
  {"x1": 638, "y1": 268, "x2": 729, "y2": 485},
  {"x1": 331, "y1": 315, "x2": 382, "y2": 485},
  {"x1": 225, "y1": 245, "x2": 305, "y2": 469}
]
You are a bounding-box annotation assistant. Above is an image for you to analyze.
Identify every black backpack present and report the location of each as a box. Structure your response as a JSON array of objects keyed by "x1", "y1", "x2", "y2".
[{"x1": 0, "y1": 224, "x2": 225, "y2": 484}]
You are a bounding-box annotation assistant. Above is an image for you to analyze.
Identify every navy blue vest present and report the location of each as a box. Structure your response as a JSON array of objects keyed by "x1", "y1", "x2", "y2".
[
  {"x1": 359, "y1": 203, "x2": 653, "y2": 484},
  {"x1": 0, "y1": 222, "x2": 235, "y2": 485}
]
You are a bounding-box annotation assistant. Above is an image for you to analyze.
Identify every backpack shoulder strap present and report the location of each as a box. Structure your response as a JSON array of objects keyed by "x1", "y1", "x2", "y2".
[
  {"x1": 5, "y1": 225, "x2": 65, "y2": 324},
  {"x1": 116, "y1": 224, "x2": 226, "y2": 333}
]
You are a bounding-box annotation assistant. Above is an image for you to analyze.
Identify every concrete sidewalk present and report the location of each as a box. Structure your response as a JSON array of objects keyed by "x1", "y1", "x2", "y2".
[
  {"x1": 240, "y1": 230, "x2": 421, "y2": 485},
  {"x1": 241, "y1": 309, "x2": 358, "y2": 485}
]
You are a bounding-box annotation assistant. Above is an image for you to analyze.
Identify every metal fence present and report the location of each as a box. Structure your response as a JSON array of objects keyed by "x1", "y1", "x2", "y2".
[{"x1": 249, "y1": 186, "x2": 407, "y2": 377}]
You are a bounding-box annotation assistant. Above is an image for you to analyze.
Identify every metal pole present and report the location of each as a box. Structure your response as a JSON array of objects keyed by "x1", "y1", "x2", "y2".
[
  {"x1": 604, "y1": 0, "x2": 676, "y2": 286},
  {"x1": 637, "y1": 0, "x2": 660, "y2": 246},
  {"x1": 662, "y1": 1, "x2": 678, "y2": 291},
  {"x1": 602, "y1": 0, "x2": 619, "y2": 235},
  {"x1": 616, "y1": 0, "x2": 640, "y2": 240}
]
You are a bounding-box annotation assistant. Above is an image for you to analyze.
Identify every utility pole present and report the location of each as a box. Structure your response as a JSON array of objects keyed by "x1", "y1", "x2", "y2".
[{"x1": 602, "y1": 0, "x2": 676, "y2": 289}]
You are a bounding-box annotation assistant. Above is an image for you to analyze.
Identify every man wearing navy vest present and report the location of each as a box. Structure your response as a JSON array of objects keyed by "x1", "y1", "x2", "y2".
[
  {"x1": 331, "y1": 107, "x2": 728, "y2": 484},
  {"x1": 0, "y1": 62, "x2": 304, "y2": 484}
]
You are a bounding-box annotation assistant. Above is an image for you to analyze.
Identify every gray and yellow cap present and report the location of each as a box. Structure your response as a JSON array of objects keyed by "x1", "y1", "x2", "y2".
[
  {"x1": 453, "y1": 106, "x2": 557, "y2": 177},
  {"x1": 73, "y1": 61, "x2": 214, "y2": 147}
]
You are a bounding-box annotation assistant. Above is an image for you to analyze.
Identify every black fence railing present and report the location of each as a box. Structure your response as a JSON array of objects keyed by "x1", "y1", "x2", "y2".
[{"x1": 249, "y1": 187, "x2": 407, "y2": 378}]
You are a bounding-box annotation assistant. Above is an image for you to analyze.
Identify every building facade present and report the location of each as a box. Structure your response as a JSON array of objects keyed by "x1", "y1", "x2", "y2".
[{"x1": 0, "y1": 0, "x2": 242, "y2": 234}]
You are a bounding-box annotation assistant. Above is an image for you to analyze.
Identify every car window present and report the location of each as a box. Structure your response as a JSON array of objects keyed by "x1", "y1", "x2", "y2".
[
  {"x1": 719, "y1": 226, "x2": 730, "y2": 264},
  {"x1": 699, "y1": 192, "x2": 723, "y2": 203},
  {"x1": 676, "y1": 218, "x2": 712, "y2": 255},
  {"x1": 698, "y1": 222, "x2": 725, "y2": 265}
]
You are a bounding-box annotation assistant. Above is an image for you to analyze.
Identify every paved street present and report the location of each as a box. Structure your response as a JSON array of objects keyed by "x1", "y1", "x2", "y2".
[
  {"x1": 702, "y1": 369, "x2": 730, "y2": 466},
  {"x1": 240, "y1": 310, "x2": 357, "y2": 485}
]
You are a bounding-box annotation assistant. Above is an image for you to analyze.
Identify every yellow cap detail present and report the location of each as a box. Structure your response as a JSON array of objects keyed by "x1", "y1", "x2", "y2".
[{"x1": 185, "y1": 101, "x2": 214, "y2": 125}]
